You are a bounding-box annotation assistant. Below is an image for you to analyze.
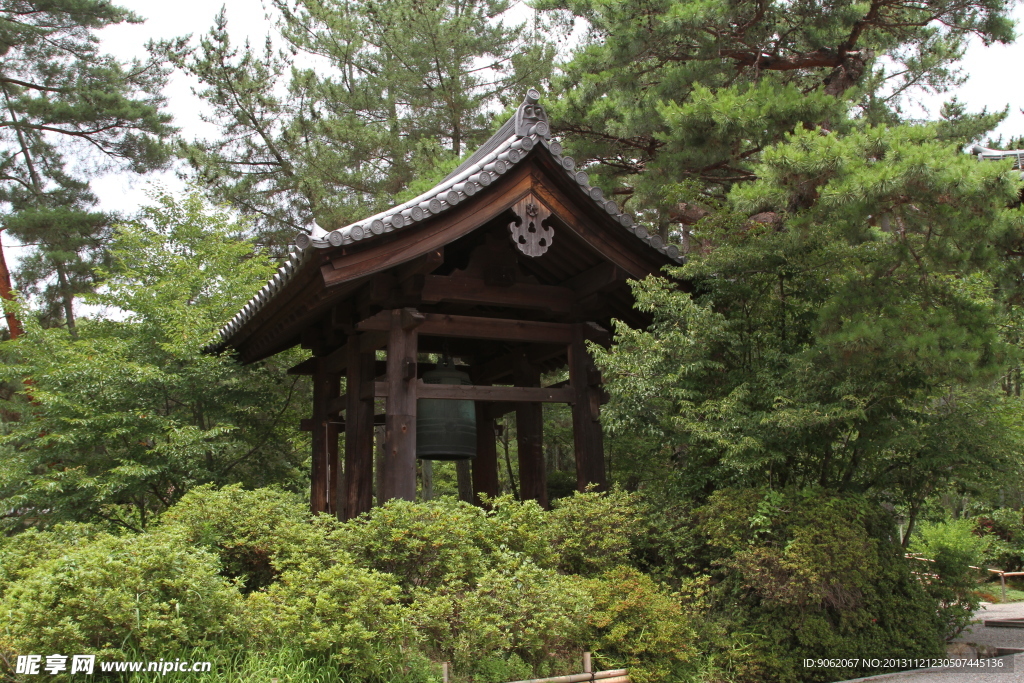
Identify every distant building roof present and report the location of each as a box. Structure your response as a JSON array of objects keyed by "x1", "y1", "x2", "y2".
[{"x1": 972, "y1": 145, "x2": 1024, "y2": 170}]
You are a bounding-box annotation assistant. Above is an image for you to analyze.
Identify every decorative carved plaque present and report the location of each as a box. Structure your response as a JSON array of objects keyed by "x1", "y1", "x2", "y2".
[{"x1": 508, "y1": 196, "x2": 554, "y2": 257}]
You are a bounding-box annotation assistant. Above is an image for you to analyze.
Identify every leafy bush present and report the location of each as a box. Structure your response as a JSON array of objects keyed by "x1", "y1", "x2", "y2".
[
  {"x1": 547, "y1": 488, "x2": 642, "y2": 576},
  {"x1": 909, "y1": 518, "x2": 999, "y2": 568},
  {"x1": 159, "y1": 484, "x2": 341, "y2": 591},
  {"x1": 925, "y1": 546, "x2": 982, "y2": 640},
  {"x1": 0, "y1": 530, "x2": 243, "y2": 660},
  {"x1": 697, "y1": 488, "x2": 945, "y2": 682},
  {"x1": 245, "y1": 560, "x2": 416, "y2": 680},
  {"x1": 976, "y1": 508, "x2": 1024, "y2": 571},
  {"x1": 338, "y1": 498, "x2": 499, "y2": 594},
  {"x1": 0, "y1": 523, "x2": 100, "y2": 594},
  {"x1": 585, "y1": 566, "x2": 706, "y2": 683},
  {"x1": 411, "y1": 554, "x2": 589, "y2": 676}
]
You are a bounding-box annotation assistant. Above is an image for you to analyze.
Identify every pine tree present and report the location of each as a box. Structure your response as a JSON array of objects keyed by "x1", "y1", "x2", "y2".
[
  {"x1": 0, "y1": 0, "x2": 176, "y2": 337},
  {"x1": 172, "y1": 0, "x2": 554, "y2": 245},
  {"x1": 537, "y1": 0, "x2": 1015, "y2": 232}
]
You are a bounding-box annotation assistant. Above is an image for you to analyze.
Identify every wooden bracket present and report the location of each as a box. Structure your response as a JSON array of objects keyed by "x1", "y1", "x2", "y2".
[{"x1": 400, "y1": 308, "x2": 426, "y2": 331}]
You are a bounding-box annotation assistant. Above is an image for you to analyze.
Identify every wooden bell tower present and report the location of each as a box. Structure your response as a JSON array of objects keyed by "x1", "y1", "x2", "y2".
[{"x1": 207, "y1": 90, "x2": 683, "y2": 517}]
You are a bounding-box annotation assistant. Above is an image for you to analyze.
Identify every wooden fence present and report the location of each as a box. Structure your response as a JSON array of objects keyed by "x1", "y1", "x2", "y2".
[{"x1": 906, "y1": 553, "x2": 1024, "y2": 602}]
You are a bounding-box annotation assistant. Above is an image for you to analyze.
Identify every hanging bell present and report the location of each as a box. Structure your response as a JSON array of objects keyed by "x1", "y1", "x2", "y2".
[{"x1": 416, "y1": 358, "x2": 477, "y2": 460}]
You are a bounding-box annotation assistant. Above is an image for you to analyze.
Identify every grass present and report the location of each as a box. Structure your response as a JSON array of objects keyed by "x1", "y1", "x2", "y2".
[
  {"x1": 115, "y1": 646, "x2": 444, "y2": 683},
  {"x1": 975, "y1": 586, "x2": 1024, "y2": 603}
]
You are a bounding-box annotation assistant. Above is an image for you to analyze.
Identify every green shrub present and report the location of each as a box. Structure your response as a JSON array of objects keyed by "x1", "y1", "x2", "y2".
[
  {"x1": 909, "y1": 518, "x2": 998, "y2": 568},
  {"x1": 697, "y1": 488, "x2": 945, "y2": 683},
  {"x1": 338, "y1": 498, "x2": 498, "y2": 593},
  {"x1": 483, "y1": 494, "x2": 554, "y2": 567},
  {"x1": 976, "y1": 508, "x2": 1024, "y2": 571},
  {"x1": 585, "y1": 566, "x2": 706, "y2": 683},
  {"x1": 158, "y1": 484, "x2": 342, "y2": 592},
  {"x1": 547, "y1": 489, "x2": 642, "y2": 576},
  {"x1": 245, "y1": 559, "x2": 416, "y2": 680},
  {"x1": 0, "y1": 531, "x2": 243, "y2": 661},
  {"x1": 0, "y1": 523, "x2": 100, "y2": 595},
  {"x1": 410, "y1": 554, "x2": 589, "y2": 676}
]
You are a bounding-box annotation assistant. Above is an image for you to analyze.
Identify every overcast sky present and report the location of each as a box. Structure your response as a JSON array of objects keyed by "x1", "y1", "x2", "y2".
[{"x1": 53, "y1": 0, "x2": 1024, "y2": 218}]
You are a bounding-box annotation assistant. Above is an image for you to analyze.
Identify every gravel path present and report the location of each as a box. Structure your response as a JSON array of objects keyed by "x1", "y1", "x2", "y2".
[{"x1": 834, "y1": 603, "x2": 1024, "y2": 683}]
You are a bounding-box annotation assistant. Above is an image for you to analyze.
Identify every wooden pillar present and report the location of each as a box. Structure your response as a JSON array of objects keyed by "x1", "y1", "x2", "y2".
[
  {"x1": 456, "y1": 461, "x2": 473, "y2": 503},
  {"x1": 472, "y1": 403, "x2": 501, "y2": 505},
  {"x1": 343, "y1": 339, "x2": 376, "y2": 520},
  {"x1": 382, "y1": 309, "x2": 419, "y2": 501},
  {"x1": 569, "y1": 324, "x2": 607, "y2": 492},
  {"x1": 514, "y1": 356, "x2": 547, "y2": 508},
  {"x1": 421, "y1": 460, "x2": 434, "y2": 501},
  {"x1": 311, "y1": 359, "x2": 341, "y2": 515}
]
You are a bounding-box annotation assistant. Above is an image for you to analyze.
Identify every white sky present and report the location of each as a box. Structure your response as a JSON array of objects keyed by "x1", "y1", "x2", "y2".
[{"x1": 11, "y1": 0, "x2": 1024, "y2": 237}]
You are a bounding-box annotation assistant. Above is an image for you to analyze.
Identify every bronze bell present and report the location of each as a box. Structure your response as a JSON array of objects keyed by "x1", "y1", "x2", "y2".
[{"x1": 416, "y1": 358, "x2": 476, "y2": 460}]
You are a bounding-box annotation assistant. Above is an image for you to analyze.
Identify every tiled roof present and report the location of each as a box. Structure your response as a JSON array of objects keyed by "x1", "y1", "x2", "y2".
[
  {"x1": 972, "y1": 145, "x2": 1024, "y2": 170},
  {"x1": 211, "y1": 89, "x2": 681, "y2": 351}
]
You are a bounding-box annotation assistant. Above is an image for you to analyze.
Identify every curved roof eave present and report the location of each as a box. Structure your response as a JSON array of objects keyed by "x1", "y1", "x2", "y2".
[{"x1": 206, "y1": 89, "x2": 683, "y2": 354}]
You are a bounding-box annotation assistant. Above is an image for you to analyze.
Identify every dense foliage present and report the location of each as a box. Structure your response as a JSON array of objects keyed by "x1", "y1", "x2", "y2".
[
  {"x1": 2, "y1": 0, "x2": 1024, "y2": 676},
  {"x1": 0, "y1": 193, "x2": 307, "y2": 531},
  {"x1": 167, "y1": 0, "x2": 554, "y2": 245},
  {"x1": 0, "y1": 485, "x2": 964, "y2": 683}
]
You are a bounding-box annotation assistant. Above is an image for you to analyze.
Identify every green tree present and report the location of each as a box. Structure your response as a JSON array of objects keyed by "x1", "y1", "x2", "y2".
[
  {"x1": 171, "y1": 0, "x2": 554, "y2": 244},
  {"x1": 0, "y1": 0, "x2": 177, "y2": 337},
  {"x1": 536, "y1": 0, "x2": 1014, "y2": 232},
  {"x1": 0, "y1": 191, "x2": 307, "y2": 531},
  {"x1": 595, "y1": 124, "x2": 1024, "y2": 515}
]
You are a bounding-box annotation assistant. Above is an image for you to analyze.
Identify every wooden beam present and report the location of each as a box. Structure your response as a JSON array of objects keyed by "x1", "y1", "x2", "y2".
[
  {"x1": 301, "y1": 414, "x2": 385, "y2": 431},
  {"x1": 396, "y1": 248, "x2": 444, "y2": 283},
  {"x1": 327, "y1": 394, "x2": 346, "y2": 416},
  {"x1": 321, "y1": 342, "x2": 350, "y2": 374},
  {"x1": 374, "y1": 381, "x2": 572, "y2": 403},
  {"x1": 474, "y1": 344, "x2": 566, "y2": 384},
  {"x1": 382, "y1": 309, "x2": 418, "y2": 502},
  {"x1": 287, "y1": 357, "x2": 318, "y2": 375},
  {"x1": 344, "y1": 339, "x2": 377, "y2": 520},
  {"x1": 569, "y1": 323, "x2": 606, "y2": 492},
  {"x1": 358, "y1": 309, "x2": 573, "y2": 344},
  {"x1": 420, "y1": 275, "x2": 574, "y2": 313},
  {"x1": 515, "y1": 357, "x2": 547, "y2": 508},
  {"x1": 562, "y1": 262, "x2": 628, "y2": 300}
]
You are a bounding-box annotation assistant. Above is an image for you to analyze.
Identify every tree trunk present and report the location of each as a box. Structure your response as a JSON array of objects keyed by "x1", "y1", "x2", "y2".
[
  {"x1": 55, "y1": 260, "x2": 77, "y2": 339},
  {"x1": 0, "y1": 233, "x2": 23, "y2": 339}
]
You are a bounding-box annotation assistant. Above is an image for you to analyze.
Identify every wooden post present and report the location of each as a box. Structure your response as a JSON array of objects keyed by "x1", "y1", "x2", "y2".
[
  {"x1": 382, "y1": 309, "x2": 419, "y2": 501},
  {"x1": 374, "y1": 424, "x2": 385, "y2": 505},
  {"x1": 472, "y1": 403, "x2": 501, "y2": 505},
  {"x1": 569, "y1": 324, "x2": 606, "y2": 492},
  {"x1": 343, "y1": 339, "x2": 376, "y2": 520},
  {"x1": 515, "y1": 355, "x2": 547, "y2": 508},
  {"x1": 456, "y1": 460, "x2": 473, "y2": 503},
  {"x1": 421, "y1": 460, "x2": 434, "y2": 501},
  {"x1": 310, "y1": 358, "x2": 341, "y2": 515}
]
